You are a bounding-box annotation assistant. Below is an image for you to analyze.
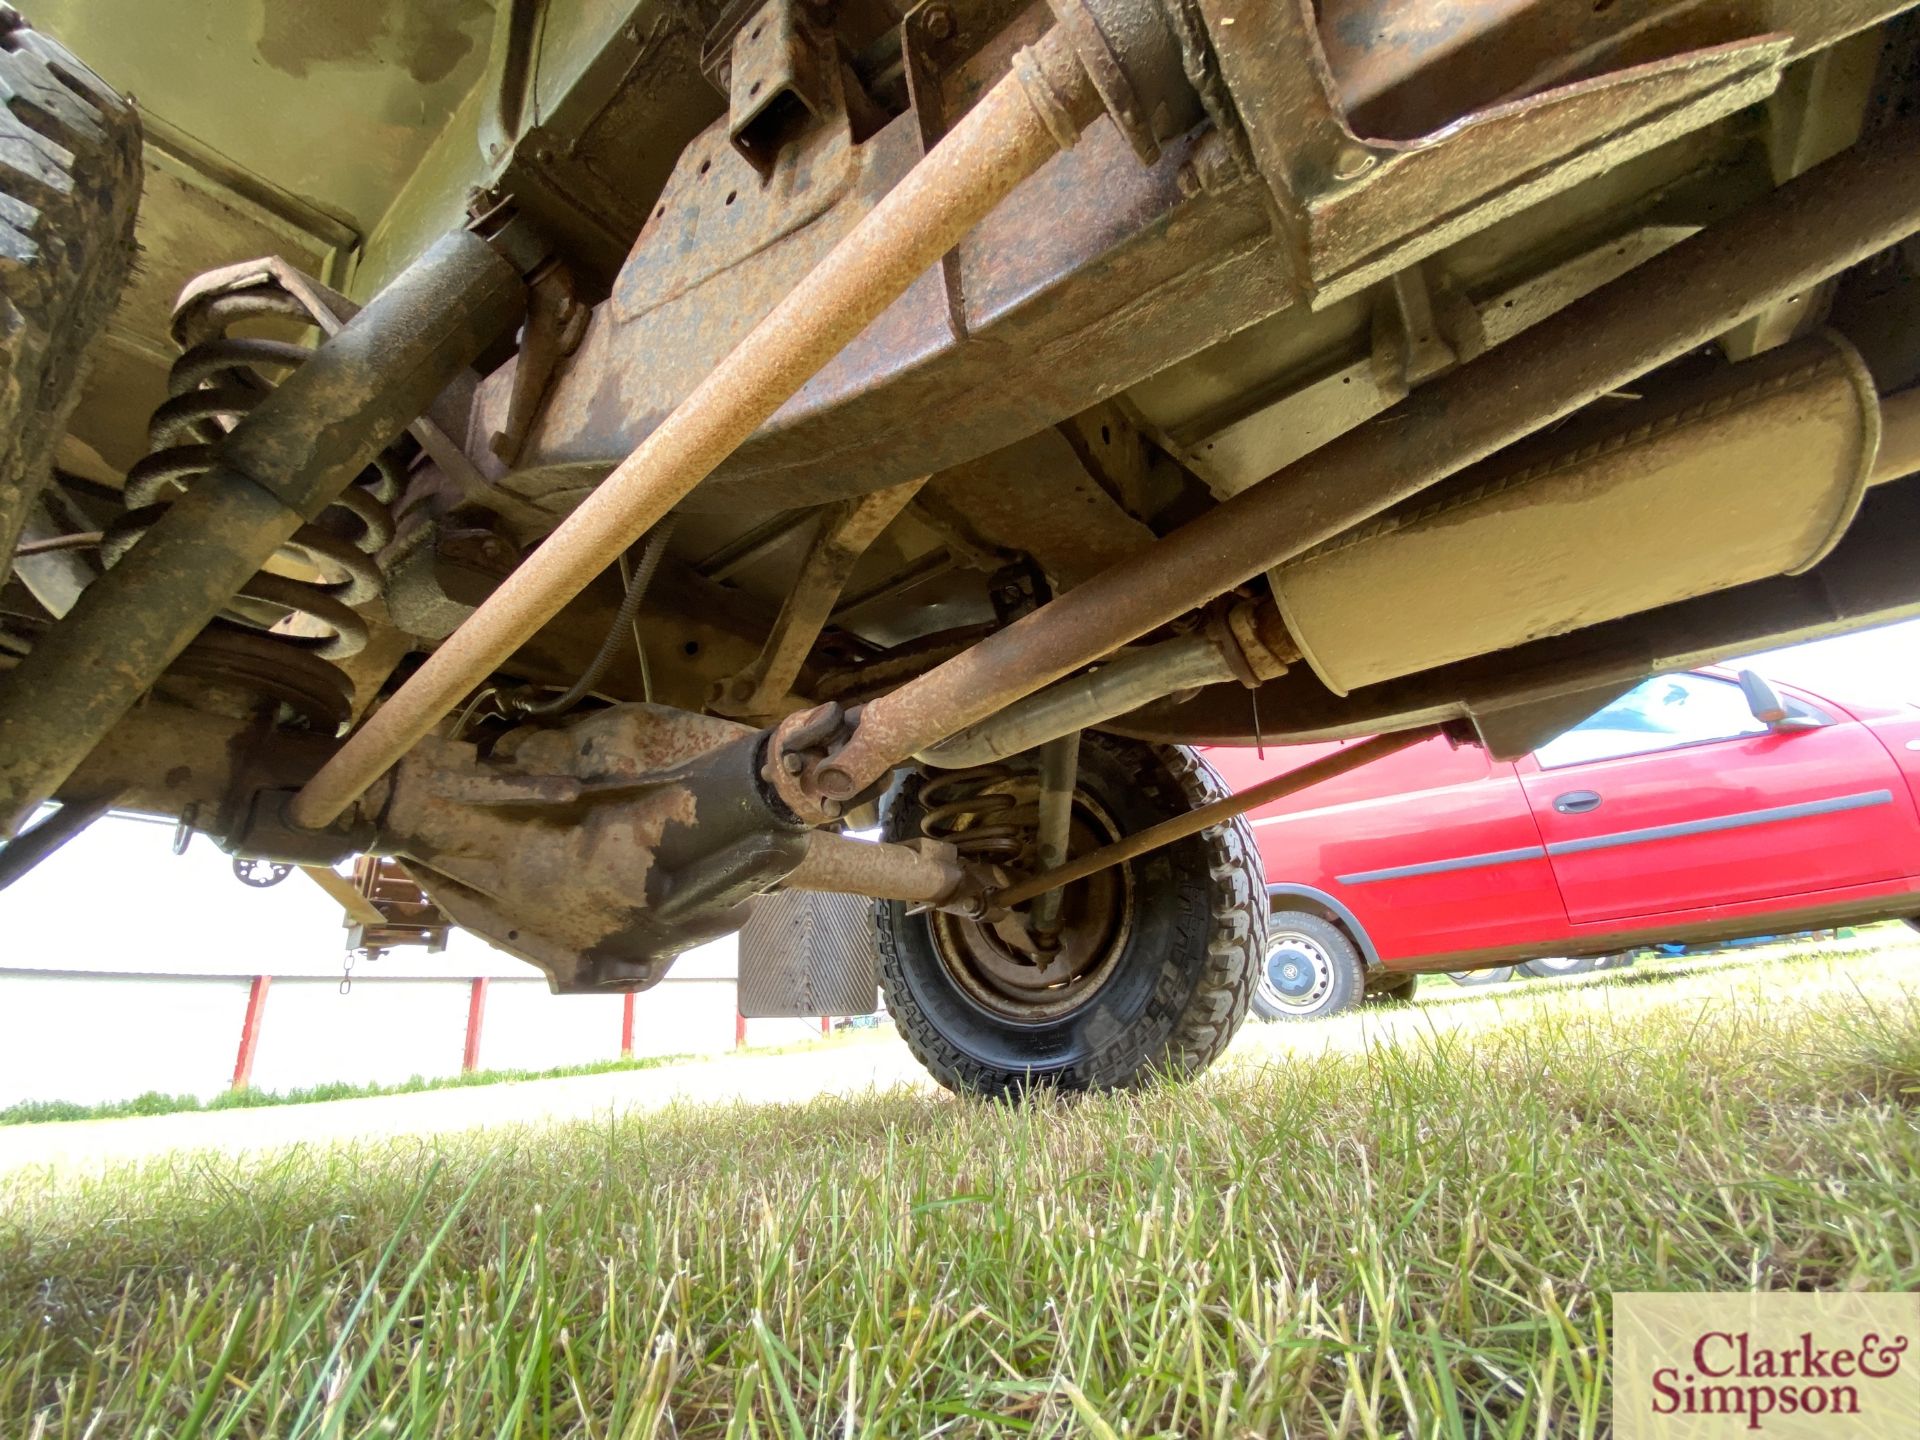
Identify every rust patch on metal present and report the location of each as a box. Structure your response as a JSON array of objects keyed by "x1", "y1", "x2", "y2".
[{"x1": 291, "y1": 25, "x2": 1105, "y2": 830}]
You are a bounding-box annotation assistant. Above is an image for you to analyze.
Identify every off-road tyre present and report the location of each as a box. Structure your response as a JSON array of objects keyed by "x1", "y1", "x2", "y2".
[
  {"x1": 0, "y1": 8, "x2": 140, "y2": 573},
  {"x1": 1250, "y1": 908, "x2": 1366, "y2": 1021},
  {"x1": 876, "y1": 737, "x2": 1263, "y2": 1098}
]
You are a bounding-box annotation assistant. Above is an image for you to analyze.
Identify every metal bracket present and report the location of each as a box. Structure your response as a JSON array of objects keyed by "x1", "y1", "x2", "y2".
[
  {"x1": 490, "y1": 261, "x2": 590, "y2": 467},
  {"x1": 712, "y1": 478, "x2": 925, "y2": 719},
  {"x1": 478, "y1": 0, "x2": 541, "y2": 167},
  {"x1": 1371, "y1": 262, "x2": 1465, "y2": 397},
  {"x1": 712, "y1": 0, "x2": 844, "y2": 179},
  {"x1": 902, "y1": 3, "x2": 969, "y2": 338},
  {"x1": 343, "y1": 856, "x2": 452, "y2": 960},
  {"x1": 1192, "y1": 0, "x2": 1799, "y2": 306},
  {"x1": 987, "y1": 557, "x2": 1052, "y2": 625}
]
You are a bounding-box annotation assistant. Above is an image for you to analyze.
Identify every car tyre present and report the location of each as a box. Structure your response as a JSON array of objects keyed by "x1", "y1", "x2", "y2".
[
  {"x1": 0, "y1": 8, "x2": 142, "y2": 572},
  {"x1": 1364, "y1": 972, "x2": 1419, "y2": 1005},
  {"x1": 876, "y1": 737, "x2": 1262, "y2": 1097},
  {"x1": 1447, "y1": 965, "x2": 1518, "y2": 987},
  {"x1": 1519, "y1": 955, "x2": 1604, "y2": 979},
  {"x1": 1251, "y1": 910, "x2": 1365, "y2": 1021}
]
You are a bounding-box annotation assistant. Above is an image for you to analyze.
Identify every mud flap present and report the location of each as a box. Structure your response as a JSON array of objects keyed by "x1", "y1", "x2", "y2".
[{"x1": 737, "y1": 889, "x2": 881, "y2": 1018}]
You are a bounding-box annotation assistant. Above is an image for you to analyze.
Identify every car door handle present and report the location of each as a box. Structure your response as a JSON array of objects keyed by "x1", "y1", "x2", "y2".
[{"x1": 1553, "y1": 790, "x2": 1602, "y2": 815}]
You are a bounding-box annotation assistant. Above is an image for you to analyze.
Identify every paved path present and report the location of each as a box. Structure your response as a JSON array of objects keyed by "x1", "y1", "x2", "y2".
[
  {"x1": 0, "y1": 1038, "x2": 935, "y2": 1178},
  {"x1": 0, "y1": 1008, "x2": 1441, "y2": 1178},
  {"x1": 0, "y1": 944, "x2": 1871, "y2": 1179}
]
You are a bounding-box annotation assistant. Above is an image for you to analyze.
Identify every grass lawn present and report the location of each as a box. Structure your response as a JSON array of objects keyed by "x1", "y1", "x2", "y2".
[{"x1": 1, "y1": 943, "x2": 1914, "y2": 1437}]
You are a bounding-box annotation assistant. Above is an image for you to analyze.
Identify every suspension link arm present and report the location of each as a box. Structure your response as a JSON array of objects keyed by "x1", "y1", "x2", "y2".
[{"x1": 991, "y1": 728, "x2": 1440, "y2": 911}]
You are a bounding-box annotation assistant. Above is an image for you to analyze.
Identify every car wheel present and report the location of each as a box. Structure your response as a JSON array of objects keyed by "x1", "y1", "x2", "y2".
[
  {"x1": 1518, "y1": 955, "x2": 1603, "y2": 979},
  {"x1": 1364, "y1": 972, "x2": 1419, "y2": 1005},
  {"x1": 876, "y1": 737, "x2": 1263, "y2": 1097},
  {"x1": 1447, "y1": 965, "x2": 1518, "y2": 987},
  {"x1": 0, "y1": 9, "x2": 142, "y2": 573},
  {"x1": 1251, "y1": 911, "x2": 1365, "y2": 1021}
]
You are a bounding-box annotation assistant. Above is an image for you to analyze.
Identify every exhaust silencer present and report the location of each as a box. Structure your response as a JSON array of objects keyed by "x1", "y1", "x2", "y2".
[{"x1": 1270, "y1": 333, "x2": 1881, "y2": 695}]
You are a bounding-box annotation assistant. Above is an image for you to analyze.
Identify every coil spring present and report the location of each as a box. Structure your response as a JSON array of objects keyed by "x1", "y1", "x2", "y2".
[
  {"x1": 918, "y1": 764, "x2": 1036, "y2": 865},
  {"x1": 102, "y1": 271, "x2": 408, "y2": 662}
]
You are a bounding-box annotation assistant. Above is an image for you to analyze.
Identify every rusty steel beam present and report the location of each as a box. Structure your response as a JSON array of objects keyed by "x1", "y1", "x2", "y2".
[
  {"x1": 809, "y1": 119, "x2": 1920, "y2": 804},
  {"x1": 993, "y1": 729, "x2": 1440, "y2": 911},
  {"x1": 783, "y1": 830, "x2": 966, "y2": 905},
  {"x1": 288, "y1": 27, "x2": 1106, "y2": 832},
  {"x1": 917, "y1": 630, "x2": 1235, "y2": 768},
  {"x1": 0, "y1": 791, "x2": 119, "y2": 892}
]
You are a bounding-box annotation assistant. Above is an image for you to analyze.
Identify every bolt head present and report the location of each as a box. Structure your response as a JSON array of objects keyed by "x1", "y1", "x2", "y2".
[
  {"x1": 780, "y1": 751, "x2": 805, "y2": 775},
  {"x1": 923, "y1": 5, "x2": 955, "y2": 40}
]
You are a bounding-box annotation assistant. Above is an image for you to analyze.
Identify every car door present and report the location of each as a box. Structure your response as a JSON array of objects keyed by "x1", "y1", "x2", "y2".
[
  {"x1": 1213, "y1": 731, "x2": 1566, "y2": 961},
  {"x1": 1519, "y1": 671, "x2": 1920, "y2": 926}
]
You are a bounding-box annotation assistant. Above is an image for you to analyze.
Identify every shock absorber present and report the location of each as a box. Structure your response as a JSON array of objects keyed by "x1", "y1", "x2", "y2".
[
  {"x1": 918, "y1": 764, "x2": 1034, "y2": 867},
  {"x1": 102, "y1": 265, "x2": 408, "y2": 668}
]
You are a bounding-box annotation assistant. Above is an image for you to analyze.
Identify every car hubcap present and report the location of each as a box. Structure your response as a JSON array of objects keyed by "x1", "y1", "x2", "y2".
[{"x1": 1259, "y1": 933, "x2": 1333, "y2": 1014}]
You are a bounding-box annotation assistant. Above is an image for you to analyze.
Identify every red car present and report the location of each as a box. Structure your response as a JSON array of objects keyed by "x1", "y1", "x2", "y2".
[{"x1": 1205, "y1": 668, "x2": 1920, "y2": 1021}]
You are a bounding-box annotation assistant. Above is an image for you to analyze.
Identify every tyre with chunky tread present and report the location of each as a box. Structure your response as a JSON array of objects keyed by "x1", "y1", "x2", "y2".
[
  {"x1": 876, "y1": 736, "x2": 1263, "y2": 1098},
  {"x1": 0, "y1": 7, "x2": 140, "y2": 573},
  {"x1": 1251, "y1": 909, "x2": 1366, "y2": 1021}
]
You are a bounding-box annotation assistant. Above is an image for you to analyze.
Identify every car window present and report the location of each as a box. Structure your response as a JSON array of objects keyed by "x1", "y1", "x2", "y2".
[{"x1": 1534, "y1": 674, "x2": 1770, "y2": 769}]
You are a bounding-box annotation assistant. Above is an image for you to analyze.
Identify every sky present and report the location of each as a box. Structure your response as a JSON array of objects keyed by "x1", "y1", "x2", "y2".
[
  {"x1": 1737, "y1": 616, "x2": 1920, "y2": 708},
  {"x1": 5, "y1": 614, "x2": 1919, "y2": 982}
]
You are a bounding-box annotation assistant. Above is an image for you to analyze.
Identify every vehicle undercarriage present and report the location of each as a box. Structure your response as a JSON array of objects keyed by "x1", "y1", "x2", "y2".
[{"x1": 3, "y1": 0, "x2": 1920, "y2": 1092}]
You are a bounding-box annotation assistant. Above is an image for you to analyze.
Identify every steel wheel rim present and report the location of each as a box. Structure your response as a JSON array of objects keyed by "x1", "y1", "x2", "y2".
[
  {"x1": 1259, "y1": 931, "x2": 1334, "y2": 1014},
  {"x1": 927, "y1": 793, "x2": 1133, "y2": 1023}
]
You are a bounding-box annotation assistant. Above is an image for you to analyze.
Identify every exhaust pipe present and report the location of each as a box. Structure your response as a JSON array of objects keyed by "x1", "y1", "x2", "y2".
[
  {"x1": 1271, "y1": 332, "x2": 1880, "y2": 695},
  {"x1": 796, "y1": 118, "x2": 1920, "y2": 809}
]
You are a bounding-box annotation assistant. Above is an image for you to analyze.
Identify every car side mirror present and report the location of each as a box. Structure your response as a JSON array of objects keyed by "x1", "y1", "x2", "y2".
[{"x1": 1737, "y1": 669, "x2": 1823, "y2": 733}]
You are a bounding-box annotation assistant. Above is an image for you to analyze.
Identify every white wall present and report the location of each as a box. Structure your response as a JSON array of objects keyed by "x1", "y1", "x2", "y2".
[
  {"x1": 0, "y1": 815, "x2": 848, "y2": 1107},
  {"x1": 245, "y1": 978, "x2": 473, "y2": 1093},
  {"x1": 0, "y1": 971, "x2": 247, "y2": 1104}
]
